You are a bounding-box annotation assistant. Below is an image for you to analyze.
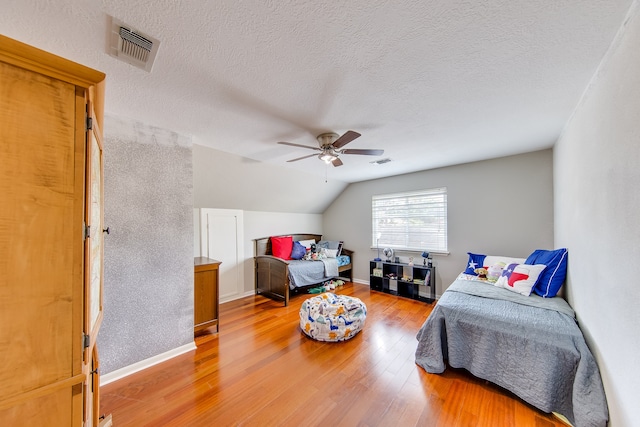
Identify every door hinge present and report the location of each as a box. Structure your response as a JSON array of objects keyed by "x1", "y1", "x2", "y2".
[
  {"x1": 83, "y1": 334, "x2": 91, "y2": 349},
  {"x1": 84, "y1": 223, "x2": 90, "y2": 240},
  {"x1": 86, "y1": 116, "x2": 93, "y2": 131}
]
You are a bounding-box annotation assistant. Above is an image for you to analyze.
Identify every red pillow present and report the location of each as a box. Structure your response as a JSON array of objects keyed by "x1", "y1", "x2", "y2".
[{"x1": 271, "y1": 236, "x2": 293, "y2": 260}]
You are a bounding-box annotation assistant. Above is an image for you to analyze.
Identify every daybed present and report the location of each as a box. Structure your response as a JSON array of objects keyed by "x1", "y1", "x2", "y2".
[
  {"x1": 254, "y1": 234, "x2": 353, "y2": 306},
  {"x1": 415, "y1": 250, "x2": 608, "y2": 427}
]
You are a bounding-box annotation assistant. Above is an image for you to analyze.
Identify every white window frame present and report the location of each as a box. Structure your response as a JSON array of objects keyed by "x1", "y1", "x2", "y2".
[{"x1": 372, "y1": 187, "x2": 448, "y2": 253}]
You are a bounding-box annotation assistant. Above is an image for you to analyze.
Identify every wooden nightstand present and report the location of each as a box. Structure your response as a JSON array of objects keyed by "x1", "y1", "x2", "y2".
[{"x1": 194, "y1": 257, "x2": 221, "y2": 335}]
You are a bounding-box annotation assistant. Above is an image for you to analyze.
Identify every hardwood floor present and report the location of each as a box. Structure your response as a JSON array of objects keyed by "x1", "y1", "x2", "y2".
[{"x1": 100, "y1": 283, "x2": 566, "y2": 426}]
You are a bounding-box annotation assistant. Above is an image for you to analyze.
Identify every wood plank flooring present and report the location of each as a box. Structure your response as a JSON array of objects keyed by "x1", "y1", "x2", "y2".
[{"x1": 100, "y1": 283, "x2": 567, "y2": 426}]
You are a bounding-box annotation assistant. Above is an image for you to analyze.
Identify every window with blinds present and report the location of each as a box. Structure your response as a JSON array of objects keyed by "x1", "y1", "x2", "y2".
[{"x1": 372, "y1": 187, "x2": 448, "y2": 252}]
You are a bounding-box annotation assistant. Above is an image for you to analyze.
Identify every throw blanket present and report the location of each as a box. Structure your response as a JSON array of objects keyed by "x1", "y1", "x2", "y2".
[
  {"x1": 415, "y1": 278, "x2": 608, "y2": 427},
  {"x1": 287, "y1": 258, "x2": 339, "y2": 289},
  {"x1": 321, "y1": 258, "x2": 338, "y2": 278}
]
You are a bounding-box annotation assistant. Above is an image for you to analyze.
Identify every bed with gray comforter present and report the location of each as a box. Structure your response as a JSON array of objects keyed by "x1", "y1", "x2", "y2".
[{"x1": 415, "y1": 276, "x2": 608, "y2": 427}]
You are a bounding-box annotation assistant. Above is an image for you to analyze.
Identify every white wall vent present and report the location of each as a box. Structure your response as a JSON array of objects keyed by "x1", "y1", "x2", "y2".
[
  {"x1": 108, "y1": 16, "x2": 160, "y2": 72},
  {"x1": 370, "y1": 158, "x2": 392, "y2": 165}
]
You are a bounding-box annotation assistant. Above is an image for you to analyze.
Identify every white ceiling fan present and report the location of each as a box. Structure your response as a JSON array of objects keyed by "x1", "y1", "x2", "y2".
[{"x1": 278, "y1": 130, "x2": 384, "y2": 167}]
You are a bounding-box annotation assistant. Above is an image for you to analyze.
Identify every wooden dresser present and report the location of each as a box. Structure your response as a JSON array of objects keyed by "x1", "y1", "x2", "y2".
[
  {"x1": 194, "y1": 257, "x2": 221, "y2": 335},
  {"x1": 0, "y1": 35, "x2": 106, "y2": 426}
]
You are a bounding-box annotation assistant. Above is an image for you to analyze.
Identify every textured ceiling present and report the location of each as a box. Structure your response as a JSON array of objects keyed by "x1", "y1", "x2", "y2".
[{"x1": 1, "y1": 0, "x2": 634, "y2": 183}]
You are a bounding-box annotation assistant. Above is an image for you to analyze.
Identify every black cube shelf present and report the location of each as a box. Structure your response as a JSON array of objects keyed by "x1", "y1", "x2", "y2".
[{"x1": 369, "y1": 260, "x2": 435, "y2": 303}]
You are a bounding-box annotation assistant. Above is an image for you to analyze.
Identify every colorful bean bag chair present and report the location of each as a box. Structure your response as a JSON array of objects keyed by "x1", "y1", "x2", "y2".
[{"x1": 299, "y1": 293, "x2": 367, "y2": 342}]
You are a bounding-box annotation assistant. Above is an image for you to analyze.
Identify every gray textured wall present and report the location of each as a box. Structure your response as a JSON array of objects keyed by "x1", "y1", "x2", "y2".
[{"x1": 99, "y1": 115, "x2": 193, "y2": 374}]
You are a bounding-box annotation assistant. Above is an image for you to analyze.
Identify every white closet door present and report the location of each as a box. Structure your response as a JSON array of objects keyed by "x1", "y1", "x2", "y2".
[{"x1": 201, "y1": 209, "x2": 244, "y2": 302}]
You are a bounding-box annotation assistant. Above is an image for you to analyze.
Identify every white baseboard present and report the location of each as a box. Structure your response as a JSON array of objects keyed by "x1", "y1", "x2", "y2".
[
  {"x1": 100, "y1": 341, "x2": 197, "y2": 386},
  {"x1": 220, "y1": 290, "x2": 256, "y2": 304},
  {"x1": 241, "y1": 290, "x2": 257, "y2": 298}
]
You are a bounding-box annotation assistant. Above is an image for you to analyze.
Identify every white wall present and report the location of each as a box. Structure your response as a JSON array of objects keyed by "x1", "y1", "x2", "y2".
[
  {"x1": 554, "y1": 3, "x2": 640, "y2": 425},
  {"x1": 192, "y1": 142, "x2": 329, "y2": 296},
  {"x1": 323, "y1": 150, "x2": 555, "y2": 295},
  {"x1": 194, "y1": 208, "x2": 323, "y2": 294},
  {"x1": 192, "y1": 143, "x2": 348, "y2": 214}
]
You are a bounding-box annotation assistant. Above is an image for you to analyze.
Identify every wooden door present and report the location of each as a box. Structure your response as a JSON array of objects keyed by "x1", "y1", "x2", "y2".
[
  {"x1": 0, "y1": 58, "x2": 85, "y2": 425},
  {"x1": 0, "y1": 34, "x2": 106, "y2": 427},
  {"x1": 83, "y1": 101, "x2": 105, "y2": 425}
]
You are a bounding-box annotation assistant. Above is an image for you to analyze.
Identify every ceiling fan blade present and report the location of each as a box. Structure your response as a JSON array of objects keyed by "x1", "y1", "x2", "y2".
[
  {"x1": 342, "y1": 148, "x2": 384, "y2": 156},
  {"x1": 287, "y1": 153, "x2": 318, "y2": 162},
  {"x1": 332, "y1": 130, "x2": 361, "y2": 149},
  {"x1": 332, "y1": 157, "x2": 343, "y2": 167},
  {"x1": 278, "y1": 141, "x2": 320, "y2": 151}
]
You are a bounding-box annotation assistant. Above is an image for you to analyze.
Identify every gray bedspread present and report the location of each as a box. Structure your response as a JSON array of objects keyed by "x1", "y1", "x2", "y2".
[
  {"x1": 415, "y1": 278, "x2": 608, "y2": 427},
  {"x1": 287, "y1": 258, "x2": 338, "y2": 289}
]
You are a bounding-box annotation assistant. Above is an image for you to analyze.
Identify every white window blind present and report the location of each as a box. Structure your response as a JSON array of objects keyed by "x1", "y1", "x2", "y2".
[{"x1": 372, "y1": 187, "x2": 447, "y2": 252}]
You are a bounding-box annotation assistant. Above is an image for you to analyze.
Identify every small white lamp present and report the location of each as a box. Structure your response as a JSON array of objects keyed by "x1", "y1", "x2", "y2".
[{"x1": 374, "y1": 233, "x2": 382, "y2": 261}]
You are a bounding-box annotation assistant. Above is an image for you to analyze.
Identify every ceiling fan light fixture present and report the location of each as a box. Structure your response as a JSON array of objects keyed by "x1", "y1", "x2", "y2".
[
  {"x1": 319, "y1": 153, "x2": 337, "y2": 163},
  {"x1": 280, "y1": 130, "x2": 376, "y2": 168}
]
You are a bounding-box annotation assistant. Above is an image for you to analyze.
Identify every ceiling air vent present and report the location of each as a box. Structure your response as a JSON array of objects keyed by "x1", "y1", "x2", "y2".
[
  {"x1": 370, "y1": 158, "x2": 392, "y2": 165},
  {"x1": 108, "y1": 16, "x2": 160, "y2": 72}
]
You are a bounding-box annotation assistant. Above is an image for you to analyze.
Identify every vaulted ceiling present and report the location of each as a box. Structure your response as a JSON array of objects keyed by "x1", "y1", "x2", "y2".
[{"x1": 2, "y1": 0, "x2": 634, "y2": 183}]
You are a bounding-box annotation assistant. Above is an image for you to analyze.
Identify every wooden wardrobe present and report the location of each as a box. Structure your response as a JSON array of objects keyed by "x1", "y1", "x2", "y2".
[{"x1": 0, "y1": 35, "x2": 107, "y2": 426}]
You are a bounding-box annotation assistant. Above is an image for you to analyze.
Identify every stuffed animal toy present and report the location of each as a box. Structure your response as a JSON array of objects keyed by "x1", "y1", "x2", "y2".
[
  {"x1": 487, "y1": 262, "x2": 506, "y2": 283},
  {"x1": 474, "y1": 267, "x2": 488, "y2": 280},
  {"x1": 323, "y1": 279, "x2": 346, "y2": 291}
]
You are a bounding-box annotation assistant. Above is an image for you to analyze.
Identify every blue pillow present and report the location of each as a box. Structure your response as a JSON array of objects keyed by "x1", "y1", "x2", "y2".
[
  {"x1": 464, "y1": 252, "x2": 487, "y2": 275},
  {"x1": 290, "y1": 241, "x2": 307, "y2": 260},
  {"x1": 525, "y1": 248, "x2": 568, "y2": 297}
]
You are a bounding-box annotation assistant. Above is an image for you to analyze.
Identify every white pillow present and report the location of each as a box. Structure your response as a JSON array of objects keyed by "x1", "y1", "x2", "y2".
[
  {"x1": 324, "y1": 248, "x2": 338, "y2": 258},
  {"x1": 298, "y1": 239, "x2": 316, "y2": 250},
  {"x1": 494, "y1": 263, "x2": 547, "y2": 296},
  {"x1": 483, "y1": 255, "x2": 526, "y2": 268}
]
